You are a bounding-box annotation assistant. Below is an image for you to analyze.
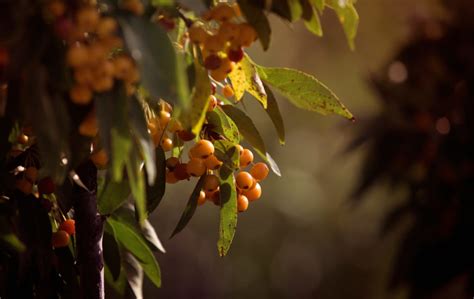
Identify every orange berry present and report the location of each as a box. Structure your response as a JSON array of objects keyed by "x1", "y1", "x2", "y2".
[
  {"x1": 59, "y1": 219, "x2": 75, "y2": 235},
  {"x1": 174, "y1": 163, "x2": 190, "y2": 180},
  {"x1": 52, "y1": 230, "x2": 70, "y2": 248},
  {"x1": 97, "y1": 17, "x2": 117, "y2": 37},
  {"x1": 203, "y1": 174, "x2": 220, "y2": 192},
  {"x1": 210, "y1": 69, "x2": 228, "y2": 82},
  {"x1": 159, "y1": 111, "x2": 171, "y2": 127},
  {"x1": 48, "y1": 0, "x2": 66, "y2": 17},
  {"x1": 17, "y1": 133, "x2": 29, "y2": 145},
  {"x1": 211, "y1": 4, "x2": 236, "y2": 22},
  {"x1": 218, "y1": 22, "x2": 240, "y2": 41},
  {"x1": 91, "y1": 149, "x2": 108, "y2": 168},
  {"x1": 237, "y1": 23, "x2": 257, "y2": 47},
  {"x1": 16, "y1": 178, "x2": 33, "y2": 194},
  {"x1": 208, "y1": 95, "x2": 218, "y2": 112},
  {"x1": 66, "y1": 45, "x2": 89, "y2": 67},
  {"x1": 188, "y1": 24, "x2": 208, "y2": 44},
  {"x1": 113, "y1": 55, "x2": 134, "y2": 80},
  {"x1": 161, "y1": 137, "x2": 173, "y2": 152},
  {"x1": 235, "y1": 171, "x2": 253, "y2": 190},
  {"x1": 190, "y1": 140, "x2": 215, "y2": 159},
  {"x1": 235, "y1": 144, "x2": 243, "y2": 155},
  {"x1": 70, "y1": 84, "x2": 93, "y2": 104},
  {"x1": 186, "y1": 158, "x2": 206, "y2": 177},
  {"x1": 250, "y1": 162, "x2": 269, "y2": 181},
  {"x1": 24, "y1": 167, "x2": 38, "y2": 183},
  {"x1": 232, "y1": 3, "x2": 242, "y2": 17},
  {"x1": 197, "y1": 190, "x2": 206, "y2": 206},
  {"x1": 239, "y1": 149, "x2": 254, "y2": 167},
  {"x1": 76, "y1": 7, "x2": 99, "y2": 33},
  {"x1": 121, "y1": 0, "x2": 144, "y2": 15},
  {"x1": 243, "y1": 182, "x2": 261, "y2": 201},
  {"x1": 222, "y1": 84, "x2": 234, "y2": 98},
  {"x1": 166, "y1": 170, "x2": 179, "y2": 184},
  {"x1": 204, "y1": 154, "x2": 222, "y2": 170},
  {"x1": 166, "y1": 157, "x2": 180, "y2": 170},
  {"x1": 74, "y1": 67, "x2": 93, "y2": 85},
  {"x1": 217, "y1": 58, "x2": 234, "y2": 74},
  {"x1": 204, "y1": 34, "x2": 226, "y2": 53},
  {"x1": 205, "y1": 189, "x2": 220, "y2": 205},
  {"x1": 79, "y1": 111, "x2": 98, "y2": 137},
  {"x1": 237, "y1": 194, "x2": 249, "y2": 212}
]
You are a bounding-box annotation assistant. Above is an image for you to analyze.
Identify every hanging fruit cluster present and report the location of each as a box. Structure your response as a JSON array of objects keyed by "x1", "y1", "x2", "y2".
[{"x1": 188, "y1": 3, "x2": 257, "y2": 81}]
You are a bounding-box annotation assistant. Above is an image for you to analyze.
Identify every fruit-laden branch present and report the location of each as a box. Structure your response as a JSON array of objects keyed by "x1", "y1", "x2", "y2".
[{"x1": 72, "y1": 160, "x2": 104, "y2": 299}]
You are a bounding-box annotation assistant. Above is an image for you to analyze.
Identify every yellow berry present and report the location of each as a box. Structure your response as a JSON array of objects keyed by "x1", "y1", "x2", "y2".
[
  {"x1": 186, "y1": 158, "x2": 206, "y2": 177},
  {"x1": 235, "y1": 171, "x2": 253, "y2": 190},
  {"x1": 222, "y1": 84, "x2": 234, "y2": 98},
  {"x1": 243, "y1": 182, "x2": 261, "y2": 201},
  {"x1": 159, "y1": 111, "x2": 171, "y2": 127},
  {"x1": 113, "y1": 55, "x2": 134, "y2": 80},
  {"x1": 210, "y1": 69, "x2": 228, "y2": 82},
  {"x1": 250, "y1": 162, "x2": 269, "y2": 181},
  {"x1": 91, "y1": 76, "x2": 114, "y2": 92},
  {"x1": 161, "y1": 137, "x2": 173, "y2": 151},
  {"x1": 197, "y1": 190, "x2": 207, "y2": 205},
  {"x1": 74, "y1": 67, "x2": 93, "y2": 85},
  {"x1": 239, "y1": 149, "x2": 254, "y2": 168}
]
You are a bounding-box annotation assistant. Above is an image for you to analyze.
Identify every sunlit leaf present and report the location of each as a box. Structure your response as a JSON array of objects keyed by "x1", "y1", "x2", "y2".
[
  {"x1": 302, "y1": 0, "x2": 323, "y2": 36},
  {"x1": 326, "y1": 0, "x2": 359, "y2": 49},
  {"x1": 98, "y1": 177, "x2": 130, "y2": 215},
  {"x1": 228, "y1": 55, "x2": 267, "y2": 108},
  {"x1": 170, "y1": 175, "x2": 206, "y2": 238},
  {"x1": 257, "y1": 66, "x2": 354, "y2": 120},
  {"x1": 262, "y1": 82, "x2": 285, "y2": 144},
  {"x1": 206, "y1": 108, "x2": 240, "y2": 144}
]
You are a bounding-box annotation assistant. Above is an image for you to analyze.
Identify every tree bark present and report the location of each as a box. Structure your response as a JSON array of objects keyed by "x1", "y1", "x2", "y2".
[{"x1": 73, "y1": 160, "x2": 104, "y2": 299}]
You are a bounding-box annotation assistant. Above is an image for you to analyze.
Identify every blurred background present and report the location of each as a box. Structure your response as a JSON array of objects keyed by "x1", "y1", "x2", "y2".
[{"x1": 146, "y1": 1, "x2": 449, "y2": 298}]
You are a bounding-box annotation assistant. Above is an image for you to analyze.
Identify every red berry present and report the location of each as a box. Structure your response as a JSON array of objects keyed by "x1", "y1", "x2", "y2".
[
  {"x1": 227, "y1": 47, "x2": 244, "y2": 62},
  {"x1": 52, "y1": 230, "x2": 70, "y2": 248},
  {"x1": 174, "y1": 163, "x2": 190, "y2": 180},
  {"x1": 177, "y1": 130, "x2": 196, "y2": 142},
  {"x1": 38, "y1": 177, "x2": 56, "y2": 195},
  {"x1": 59, "y1": 219, "x2": 75, "y2": 236},
  {"x1": 204, "y1": 54, "x2": 222, "y2": 70}
]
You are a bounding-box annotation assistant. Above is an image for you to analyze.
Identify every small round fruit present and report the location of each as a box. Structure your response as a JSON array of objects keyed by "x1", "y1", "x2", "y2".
[
  {"x1": 237, "y1": 194, "x2": 249, "y2": 212},
  {"x1": 79, "y1": 113, "x2": 98, "y2": 137},
  {"x1": 217, "y1": 58, "x2": 234, "y2": 74},
  {"x1": 97, "y1": 17, "x2": 117, "y2": 37},
  {"x1": 166, "y1": 170, "x2": 179, "y2": 184},
  {"x1": 191, "y1": 140, "x2": 215, "y2": 159},
  {"x1": 52, "y1": 230, "x2": 70, "y2": 248},
  {"x1": 70, "y1": 84, "x2": 92, "y2": 105},
  {"x1": 17, "y1": 133, "x2": 29, "y2": 145},
  {"x1": 250, "y1": 162, "x2": 269, "y2": 181},
  {"x1": 227, "y1": 47, "x2": 244, "y2": 62},
  {"x1": 204, "y1": 35, "x2": 226, "y2": 53},
  {"x1": 239, "y1": 149, "x2": 254, "y2": 167},
  {"x1": 204, "y1": 54, "x2": 221, "y2": 70},
  {"x1": 76, "y1": 7, "x2": 99, "y2": 32},
  {"x1": 188, "y1": 24, "x2": 208, "y2": 44},
  {"x1": 159, "y1": 111, "x2": 171, "y2": 127},
  {"x1": 204, "y1": 155, "x2": 222, "y2": 170},
  {"x1": 236, "y1": 171, "x2": 254, "y2": 190},
  {"x1": 38, "y1": 177, "x2": 56, "y2": 194},
  {"x1": 177, "y1": 130, "x2": 196, "y2": 142},
  {"x1": 24, "y1": 167, "x2": 38, "y2": 183},
  {"x1": 235, "y1": 144, "x2": 243, "y2": 155},
  {"x1": 66, "y1": 45, "x2": 89, "y2": 67},
  {"x1": 186, "y1": 158, "x2": 206, "y2": 177},
  {"x1": 166, "y1": 157, "x2": 180, "y2": 170},
  {"x1": 208, "y1": 95, "x2": 218, "y2": 112},
  {"x1": 206, "y1": 190, "x2": 220, "y2": 205},
  {"x1": 59, "y1": 219, "x2": 75, "y2": 236},
  {"x1": 16, "y1": 179, "x2": 33, "y2": 194},
  {"x1": 161, "y1": 137, "x2": 173, "y2": 151},
  {"x1": 222, "y1": 84, "x2": 234, "y2": 98},
  {"x1": 197, "y1": 190, "x2": 206, "y2": 206},
  {"x1": 113, "y1": 55, "x2": 134, "y2": 80},
  {"x1": 211, "y1": 4, "x2": 236, "y2": 22},
  {"x1": 210, "y1": 69, "x2": 228, "y2": 82},
  {"x1": 203, "y1": 174, "x2": 220, "y2": 192},
  {"x1": 243, "y1": 182, "x2": 261, "y2": 201},
  {"x1": 91, "y1": 149, "x2": 108, "y2": 168},
  {"x1": 174, "y1": 163, "x2": 190, "y2": 180},
  {"x1": 237, "y1": 23, "x2": 257, "y2": 47},
  {"x1": 48, "y1": 0, "x2": 66, "y2": 17},
  {"x1": 218, "y1": 22, "x2": 240, "y2": 41}
]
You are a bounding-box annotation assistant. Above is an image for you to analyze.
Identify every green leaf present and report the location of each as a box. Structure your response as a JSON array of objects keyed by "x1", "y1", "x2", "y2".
[
  {"x1": 206, "y1": 108, "x2": 240, "y2": 144},
  {"x1": 310, "y1": 0, "x2": 325, "y2": 11},
  {"x1": 262, "y1": 82, "x2": 285, "y2": 144},
  {"x1": 228, "y1": 55, "x2": 267, "y2": 108},
  {"x1": 220, "y1": 105, "x2": 266, "y2": 157},
  {"x1": 301, "y1": 0, "x2": 323, "y2": 36},
  {"x1": 288, "y1": 0, "x2": 303, "y2": 21},
  {"x1": 107, "y1": 217, "x2": 161, "y2": 288},
  {"x1": 103, "y1": 222, "x2": 122, "y2": 281},
  {"x1": 98, "y1": 177, "x2": 131, "y2": 215},
  {"x1": 257, "y1": 66, "x2": 354, "y2": 120},
  {"x1": 146, "y1": 147, "x2": 166, "y2": 216},
  {"x1": 170, "y1": 175, "x2": 206, "y2": 238},
  {"x1": 125, "y1": 145, "x2": 146, "y2": 225},
  {"x1": 326, "y1": 0, "x2": 359, "y2": 49},
  {"x1": 237, "y1": 0, "x2": 271, "y2": 50},
  {"x1": 179, "y1": 50, "x2": 211, "y2": 135},
  {"x1": 213, "y1": 140, "x2": 240, "y2": 170},
  {"x1": 217, "y1": 147, "x2": 239, "y2": 257},
  {"x1": 118, "y1": 15, "x2": 189, "y2": 106},
  {"x1": 1, "y1": 233, "x2": 26, "y2": 252},
  {"x1": 151, "y1": 0, "x2": 174, "y2": 7}
]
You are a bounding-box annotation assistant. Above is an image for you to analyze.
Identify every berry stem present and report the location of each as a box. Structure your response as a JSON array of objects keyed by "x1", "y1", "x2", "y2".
[{"x1": 72, "y1": 160, "x2": 104, "y2": 299}]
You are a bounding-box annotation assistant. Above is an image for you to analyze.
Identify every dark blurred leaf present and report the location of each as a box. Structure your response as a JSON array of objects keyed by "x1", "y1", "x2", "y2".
[
  {"x1": 118, "y1": 15, "x2": 189, "y2": 107},
  {"x1": 125, "y1": 145, "x2": 146, "y2": 225},
  {"x1": 98, "y1": 177, "x2": 131, "y2": 215},
  {"x1": 262, "y1": 82, "x2": 285, "y2": 144},
  {"x1": 257, "y1": 65, "x2": 354, "y2": 120},
  {"x1": 146, "y1": 147, "x2": 166, "y2": 216},
  {"x1": 179, "y1": 49, "x2": 211, "y2": 135},
  {"x1": 217, "y1": 147, "x2": 239, "y2": 257},
  {"x1": 103, "y1": 221, "x2": 122, "y2": 281},
  {"x1": 123, "y1": 251, "x2": 144, "y2": 299},
  {"x1": 237, "y1": 0, "x2": 271, "y2": 50},
  {"x1": 207, "y1": 108, "x2": 240, "y2": 144},
  {"x1": 228, "y1": 55, "x2": 267, "y2": 107},
  {"x1": 107, "y1": 217, "x2": 161, "y2": 288},
  {"x1": 220, "y1": 105, "x2": 267, "y2": 157},
  {"x1": 170, "y1": 175, "x2": 206, "y2": 238}
]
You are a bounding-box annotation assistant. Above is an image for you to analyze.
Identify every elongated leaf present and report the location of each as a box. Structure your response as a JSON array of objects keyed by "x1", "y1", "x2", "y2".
[
  {"x1": 220, "y1": 105, "x2": 266, "y2": 157},
  {"x1": 288, "y1": 0, "x2": 303, "y2": 21},
  {"x1": 126, "y1": 145, "x2": 146, "y2": 225},
  {"x1": 107, "y1": 218, "x2": 161, "y2": 288},
  {"x1": 257, "y1": 66, "x2": 354, "y2": 120},
  {"x1": 262, "y1": 82, "x2": 285, "y2": 144},
  {"x1": 98, "y1": 177, "x2": 131, "y2": 215},
  {"x1": 207, "y1": 108, "x2": 240, "y2": 144},
  {"x1": 238, "y1": 0, "x2": 271, "y2": 50},
  {"x1": 228, "y1": 55, "x2": 267, "y2": 108},
  {"x1": 179, "y1": 50, "x2": 211, "y2": 135},
  {"x1": 146, "y1": 147, "x2": 166, "y2": 216},
  {"x1": 326, "y1": 0, "x2": 359, "y2": 49},
  {"x1": 310, "y1": 0, "x2": 325, "y2": 11},
  {"x1": 103, "y1": 221, "x2": 122, "y2": 281},
  {"x1": 141, "y1": 219, "x2": 166, "y2": 253},
  {"x1": 217, "y1": 147, "x2": 239, "y2": 257},
  {"x1": 266, "y1": 152, "x2": 282, "y2": 177},
  {"x1": 118, "y1": 15, "x2": 189, "y2": 106},
  {"x1": 301, "y1": 0, "x2": 323, "y2": 36},
  {"x1": 170, "y1": 175, "x2": 206, "y2": 238}
]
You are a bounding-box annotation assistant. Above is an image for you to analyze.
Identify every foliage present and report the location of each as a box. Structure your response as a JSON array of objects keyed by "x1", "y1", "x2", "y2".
[{"x1": 0, "y1": 0, "x2": 357, "y2": 297}]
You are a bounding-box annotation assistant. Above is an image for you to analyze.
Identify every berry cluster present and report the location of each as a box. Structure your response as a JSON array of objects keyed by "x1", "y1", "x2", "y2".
[{"x1": 188, "y1": 3, "x2": 257, "y2": 81}]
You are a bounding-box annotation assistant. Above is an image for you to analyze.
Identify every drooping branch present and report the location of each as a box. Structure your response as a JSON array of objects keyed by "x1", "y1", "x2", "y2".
[{"x1": 72, "y1": 160, "x2": 104, "y2": 299}]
